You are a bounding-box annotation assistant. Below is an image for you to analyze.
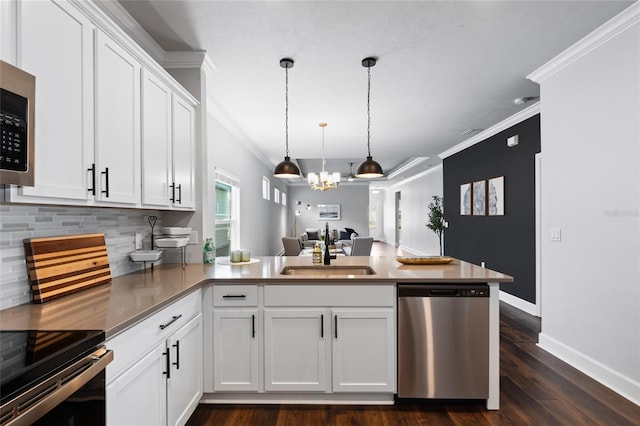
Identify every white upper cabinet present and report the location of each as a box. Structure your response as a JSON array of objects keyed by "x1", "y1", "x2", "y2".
[
  {"x1": 17, "y1": 0, "x2": 94, "y2": 201},
  {"x1": 94, "y1": 30, "x2": 141, "y2": 205},
  {"x1": 171, "y1": 95, "x2": 195, "y2": 209},
  {"x1": 141, "y1": 69, "x2": 172, "y2": 207}
]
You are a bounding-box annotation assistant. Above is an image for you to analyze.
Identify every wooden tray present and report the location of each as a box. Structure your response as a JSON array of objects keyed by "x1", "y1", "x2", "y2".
[
  {"x1": 24, "y1": 233, "x2": 112, "y2": 304},
  {"x1": 396, "y1": 256, "x2": 455, "y2": 265}
]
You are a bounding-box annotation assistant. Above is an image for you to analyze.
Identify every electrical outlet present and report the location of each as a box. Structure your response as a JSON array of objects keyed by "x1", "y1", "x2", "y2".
[
  {"x1": 188, "y1": 231, "x2": 198, "y2": 245},
  {"x1": 135, "y1": 233, "x2": 143, "y2": 250},
  {"x1": 550, "y1": 228, "x2": 562, "y2": 242}
]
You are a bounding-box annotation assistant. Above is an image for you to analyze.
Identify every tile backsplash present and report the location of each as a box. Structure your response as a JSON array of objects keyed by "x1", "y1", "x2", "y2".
[{"x1": 0, "y1": 204, "x2": 163, "y2": 310}]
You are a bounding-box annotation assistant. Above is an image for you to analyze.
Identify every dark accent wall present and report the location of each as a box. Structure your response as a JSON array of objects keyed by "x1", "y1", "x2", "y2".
[{"x1": 443, "y1": 114, "x2": 540, "y2": 303}]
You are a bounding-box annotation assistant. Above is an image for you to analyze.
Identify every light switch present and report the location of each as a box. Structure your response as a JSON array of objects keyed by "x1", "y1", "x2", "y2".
[
  {"x1": 188, "y1": 231, "x2": 198, "y2": 245},
  {"x1": 550, "y1": 228, "x2": 562, "y2": 242}
]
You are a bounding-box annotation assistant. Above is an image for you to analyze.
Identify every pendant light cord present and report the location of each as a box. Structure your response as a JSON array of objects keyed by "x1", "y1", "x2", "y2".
[
  {"x1": 367, "y1": 65, "x2": 371, "y2": 157},
  {"x1": 285, "y1": 65, "x2": 289, "y2": 157}
]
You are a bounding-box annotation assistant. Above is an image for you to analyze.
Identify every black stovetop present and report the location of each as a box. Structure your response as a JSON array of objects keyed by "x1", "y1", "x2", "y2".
[{"x1": 0, "y1": 330, "x2": 105, "y2": 405}]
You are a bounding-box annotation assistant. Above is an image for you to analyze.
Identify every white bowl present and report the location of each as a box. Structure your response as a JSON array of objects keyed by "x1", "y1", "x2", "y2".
[
  {"x1": 155, "y1": 237, "x2": 189, "y2": 248},
  {"x1": 160, "y1": 227, "x2": 192, "y2": 236},
  {"x1": 130, "y1": 250, "x2": 163, "y2": 262}
]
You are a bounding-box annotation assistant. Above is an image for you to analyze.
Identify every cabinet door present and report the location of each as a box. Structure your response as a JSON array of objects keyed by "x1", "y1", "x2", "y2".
[
  {"x1": 141, "y1": 69, "x2": 172, "y2": 207},
  {"x1": 94, "y1": 30, "x2": 140, "y2": 204},
  {"x1": 171, "y1": 95, "x2": 195, "y2": 209},
  {"x1": 18, "y1": 0, "x2": 94, "y2": 201},
  {"x1": 106, "y1": 341, "x2": 167, "y2": 426},
  {"x1": 332, "y1": 309, "x2": 395, "y2": 392},
  {"x1": 212, "y1": 309, "x2": 259, "y2": 391},
  {"x1": 167, "y1": 314, "x2": 203, "y2": 426},
  {"x1": 264, "y1": 309, "x2": 327, "y2": 391}
]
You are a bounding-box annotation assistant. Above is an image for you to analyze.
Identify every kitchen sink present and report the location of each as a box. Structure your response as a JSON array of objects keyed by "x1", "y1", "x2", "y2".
[{"x1": 280, "y1": 265, "x2": 377, "y2": 276}]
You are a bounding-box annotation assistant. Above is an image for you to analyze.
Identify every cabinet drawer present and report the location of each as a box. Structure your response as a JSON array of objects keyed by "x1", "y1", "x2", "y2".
[
  {"x1": 264, "y1": 285, "x2": 395, "y2": 307},
  {"x1": 213, "y1": 285, "x2": 258, "y2": 307},
  {"x1": 107, "y1": 289, "x2": 201, "y2": 382}
]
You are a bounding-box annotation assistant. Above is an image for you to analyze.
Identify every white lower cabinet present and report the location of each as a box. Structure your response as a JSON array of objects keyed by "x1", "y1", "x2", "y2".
[
  {"x1": 264, "y1": 309, "x2": 327, "y2": 391},
  {"x1": 331, "y1": 309, "x2": 395, "y2": 392},
  {"x1": 262, "y1": 285, "x2": 396, "y2": 395},
  {"x1": 107, "y1": 341, "x2": 167, "y2": 426},
  {"x1": 212, "y1": 309, "x2": 259, "y2": 391},
  {"x1": 106, "y1": 291, "x2": 202, "y2": 426}
]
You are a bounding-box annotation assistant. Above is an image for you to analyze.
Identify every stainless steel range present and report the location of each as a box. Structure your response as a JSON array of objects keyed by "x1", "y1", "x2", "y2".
[{"x1": 0, "y1": 330, "x2": 113, "y2": 425}]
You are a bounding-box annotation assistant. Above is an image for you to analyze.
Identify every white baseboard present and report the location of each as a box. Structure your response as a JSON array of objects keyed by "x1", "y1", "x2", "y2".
[
  {"x1": 200, "y1": 392, "x2": 395, "y2": 405},
  {"x1": 499, "y1": 291, "x2": 539, "y2": 317},
  {"x1": 538, "y1": 333, "x2": 640, "y2": 406}
]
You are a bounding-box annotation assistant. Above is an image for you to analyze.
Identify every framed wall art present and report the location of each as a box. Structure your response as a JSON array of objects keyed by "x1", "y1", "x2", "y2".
[
  {"x1": 460, "y1": 183, "x2": 472, "y2": 215},
  {"x1": 472, "y1": 180, "x2": 486, "y2": 216},
  {"x1": 488, "y1": 176, "x2": 505, "y2": 216},
  {"x1": 317, "y1": 204, "x2": 341, "y2": 220}
]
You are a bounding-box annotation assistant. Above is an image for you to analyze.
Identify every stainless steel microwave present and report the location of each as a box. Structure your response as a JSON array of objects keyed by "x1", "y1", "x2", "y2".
[{"x1": 0, "y1": 60, "x2": 35, "y2": 186}]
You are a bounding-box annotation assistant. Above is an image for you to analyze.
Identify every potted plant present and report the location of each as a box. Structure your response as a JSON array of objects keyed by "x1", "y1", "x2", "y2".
[{"x1": 426, "y1": 195, "x2": 445, "y2": 256}]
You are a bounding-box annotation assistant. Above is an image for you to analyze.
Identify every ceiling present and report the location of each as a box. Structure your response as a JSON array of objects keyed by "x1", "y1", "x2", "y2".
[{"x1": 116, "y1": 0, "x2": 633, "y2": 182}]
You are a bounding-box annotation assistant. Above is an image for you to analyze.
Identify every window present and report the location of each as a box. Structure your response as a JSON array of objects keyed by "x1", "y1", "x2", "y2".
[
  {"x1": 281, "y1": 192, "x2": 287, "y2": 206},
  {"x1": 215, "y1": 172, "x2": 240, "y2": 257},
  {"x1": 262, "y1": 176, "x2": 270, "y2": 200},
  {"x1": 274, "y1": 187, "x2": 280, "y2": 204}
]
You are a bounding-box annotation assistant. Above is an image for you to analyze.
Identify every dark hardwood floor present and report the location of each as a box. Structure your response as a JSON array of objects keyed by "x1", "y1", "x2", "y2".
[{"x1": 188, "y1": 246, "x2": 640, "y2": 425}]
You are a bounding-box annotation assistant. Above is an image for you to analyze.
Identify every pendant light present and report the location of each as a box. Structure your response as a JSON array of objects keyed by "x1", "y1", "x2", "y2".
[
  {"x1": 274, "y1": 58, "x2": 301, "y2": 178},
  {"x1": 356, "y1": 57, "x2": 384, "y2": 178}
]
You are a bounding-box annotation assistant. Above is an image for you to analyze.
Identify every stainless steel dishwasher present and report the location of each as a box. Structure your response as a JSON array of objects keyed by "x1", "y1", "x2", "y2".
[{"x1": 397, "y1": 284, "x2": 489, "y2": 399}]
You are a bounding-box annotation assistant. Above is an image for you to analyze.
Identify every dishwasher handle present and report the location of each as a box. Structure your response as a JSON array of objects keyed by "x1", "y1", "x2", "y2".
[{"x1": 398, "y1": 284, "x2": 489, "y2": 298}]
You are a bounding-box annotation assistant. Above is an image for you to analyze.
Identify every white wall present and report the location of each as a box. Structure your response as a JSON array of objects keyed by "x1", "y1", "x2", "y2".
[
  {"x1": 206, "y1": 115, "x2": 287, "y2": 256},
  {"x1": 531, "y1": 7, "x2": 639, "y2": 404},
  {"x1": 379, "y1": 166, "x2": 443, "y2": 255}
]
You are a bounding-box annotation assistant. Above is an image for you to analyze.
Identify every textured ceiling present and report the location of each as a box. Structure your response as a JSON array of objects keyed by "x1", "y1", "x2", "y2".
[{"x1": 117, "y1": 0, "x2": 633, "y2": 180}]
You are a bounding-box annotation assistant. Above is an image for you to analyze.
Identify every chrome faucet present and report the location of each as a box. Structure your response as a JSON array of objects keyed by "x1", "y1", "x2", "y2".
[{"x1": 324, "y1": 222, "x2": 331, "y2": 265}]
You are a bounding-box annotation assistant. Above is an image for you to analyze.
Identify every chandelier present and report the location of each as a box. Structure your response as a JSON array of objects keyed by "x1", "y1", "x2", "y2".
[{"x1": 308, "y1": 123, "x2": 341, "y2": 191}]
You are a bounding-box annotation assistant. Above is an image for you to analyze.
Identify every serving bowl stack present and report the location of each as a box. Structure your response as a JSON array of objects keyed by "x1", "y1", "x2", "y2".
[{"x1": 155, "y1": 227, "x2": 191, "y2": 248}]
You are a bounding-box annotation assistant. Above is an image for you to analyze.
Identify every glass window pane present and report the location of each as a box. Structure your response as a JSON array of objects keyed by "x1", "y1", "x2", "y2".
[
  {"x1": 215, "y1": 222, "x2": 231, "y2": 257},
  {"x1": 216, "y1": 181, "x2": 232, "y2": 221}
]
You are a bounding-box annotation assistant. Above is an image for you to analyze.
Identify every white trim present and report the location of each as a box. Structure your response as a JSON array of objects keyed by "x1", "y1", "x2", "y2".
[
  {"x1": 163, "y1": 51, "x2": 209, "y2": 69},
  {"x1": 200, "y1": 392, "x2": 394, "y2": 405},
  {"x1": 88, "y1": 0, "x2": 165, "y2": 63},
  {"x1": 528, "y1": 2, "x2": 640, "y2": 83},
  {"x1": 388, "y1": 164, "x2": 443, "y2": 188},
  {"x1": 499, "y1": 291, "x2": 538, "y2": 317},
  {"x1": 538, "y1": 333, "x2": 640, "y2": 406},
  {"x1": 386, "y1": 157, "x2": 429, "y2": 179},
  {"x1": 439, "y1": 103, "x2": 540, "y2": 159},
  {"x1": 535, "y1": 153, "x2": 542, "y2": 317},
  {"x1": 206, "y1": 96, "x2": 277, "y2": 172}
]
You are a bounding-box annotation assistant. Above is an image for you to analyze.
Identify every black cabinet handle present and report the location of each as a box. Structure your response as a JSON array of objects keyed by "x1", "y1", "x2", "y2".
[
  {"x1": 163, "y1": 350, "x2": 170, "y2": 378},
  {"x1": 87, "y1": 163, "x2": 96, "y2": 195},
  {"x1": 172, "y1": 340, "x2": 180, "y2": 370},
  {"x1": 101, "y1": 167, "x2": 109, "y2": 198},
  {"x1": 170, "y1": 182, "x2": 175, "y2": 203},
  {"x1": 223, "y1": 295, "x2": 246, "y2": 299},
  {"x1": 252, "y1": 314, "x2": 255, "y2": 338},
  {"x1": 321, "y1": 314, "x2": 324, "y2": 338},
  {"x1": 177, "y1": 184, "x2": 182, "y2": 204},
  {"x1": 334, "y1": 314, "x2": 338, "y2": 339},
  {"x1": 159, "y1": 314, "x2": 182, "y2": 330}
]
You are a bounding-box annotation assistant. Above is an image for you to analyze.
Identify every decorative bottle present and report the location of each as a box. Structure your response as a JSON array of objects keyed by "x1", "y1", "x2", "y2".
[
  {"x1": 312, "y1": 242, "x2": 322, "y2": 264},
  {"x1": 203, "y1": 238, "x2": 215, "y2": 264},
  {"x1": 324, "y1": 222, "x2": 331, "y2": 265}
]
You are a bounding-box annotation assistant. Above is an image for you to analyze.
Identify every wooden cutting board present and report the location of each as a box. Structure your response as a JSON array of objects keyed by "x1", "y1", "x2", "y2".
[{"x1": 24, "y1": 233, "x2": 112, "y2": 304}]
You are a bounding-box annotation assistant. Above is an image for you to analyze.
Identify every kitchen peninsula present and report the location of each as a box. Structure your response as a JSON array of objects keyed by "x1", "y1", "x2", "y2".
[{"x1": 0, "y1": 256, "x2": 512, "y2": 418}]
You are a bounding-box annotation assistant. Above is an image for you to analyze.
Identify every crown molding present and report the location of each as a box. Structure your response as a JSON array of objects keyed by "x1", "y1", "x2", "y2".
[
  {"x1": 206, "y1": 96, "x2": 277, "y2": 172},
  {"x1": 386, "y1": 157, "x2": 429, "y2": 179},
  {"x1": 388, "y1": 164, "x2": 443, "y2": 188},
  {"x1": 438, "y1": 102, "x2": 540, "y2": 160},
  {"x1": 163, "y1": 51, "x2": 218, "y2": 70},
  {"x1": 528, "y1": 2, "x2": 640, "y2": 83},
  {"x1": 90, "y1": 0, "x2": 166, "y2": 63}
]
